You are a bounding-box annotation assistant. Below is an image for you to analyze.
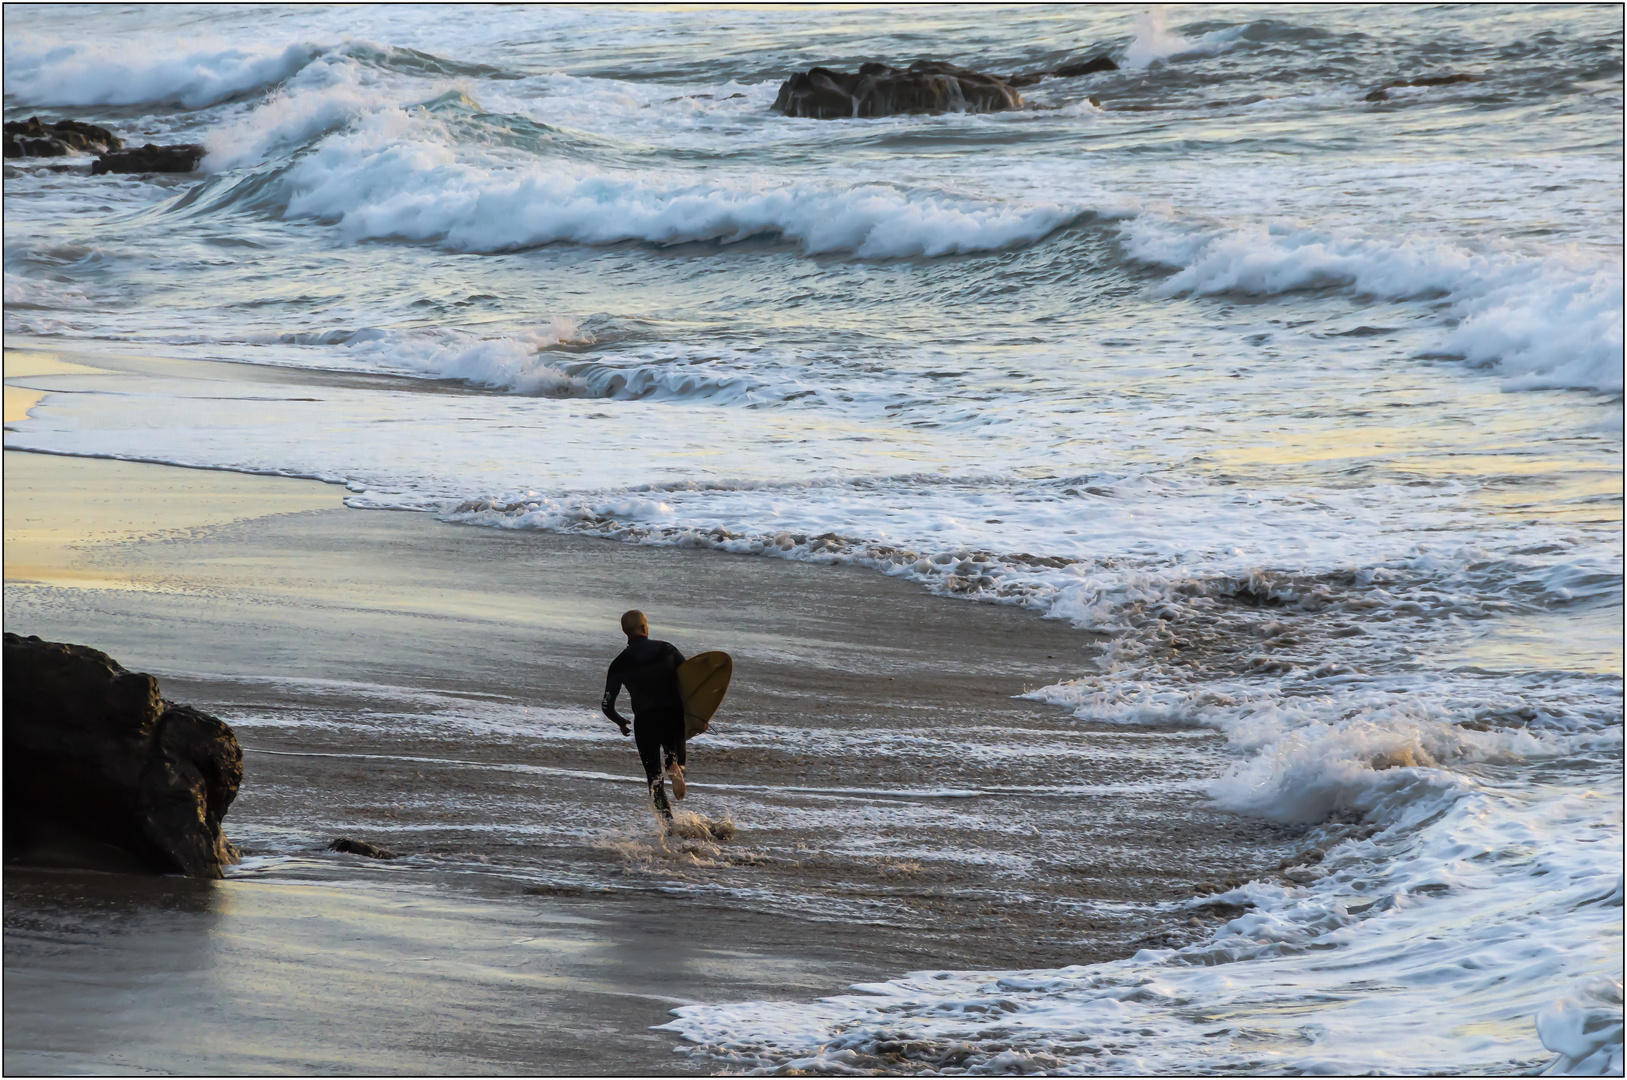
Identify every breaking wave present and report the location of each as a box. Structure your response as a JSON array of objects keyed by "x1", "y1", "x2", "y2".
[
  {"x1": 1, "y1": 34, "x2": 506, "y2": 110},
  {"x1": 1123, "y1": 214, "x2": 1625, "y2": 394},
  {"x1": 272, "y1": 109, "x2": 1092, "y2": 257},
  {"x1": 1121, "y1": 7, "x2": 1244, "y2": 70}
]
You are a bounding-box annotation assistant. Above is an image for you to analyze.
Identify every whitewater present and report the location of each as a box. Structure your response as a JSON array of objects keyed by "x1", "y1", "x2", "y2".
[{"x1": 4, "y1": 3, "x2": 1621, "y2": 1074}]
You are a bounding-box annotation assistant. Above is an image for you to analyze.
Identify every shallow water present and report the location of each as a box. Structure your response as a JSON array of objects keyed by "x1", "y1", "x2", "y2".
[{"x1": 4, "y1": 3, "x2": 1622, "y2": 1073}]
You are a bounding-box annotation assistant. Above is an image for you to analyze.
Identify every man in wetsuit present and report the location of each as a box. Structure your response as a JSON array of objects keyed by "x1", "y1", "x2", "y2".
[{"x1": 601, "y1": 609, "x2": 687, "y2": 819}]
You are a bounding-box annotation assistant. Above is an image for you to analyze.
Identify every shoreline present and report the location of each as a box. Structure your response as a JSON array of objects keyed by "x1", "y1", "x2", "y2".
[{"x1": 3, "y1": 446, "x2": 1301, "y2": 1073}]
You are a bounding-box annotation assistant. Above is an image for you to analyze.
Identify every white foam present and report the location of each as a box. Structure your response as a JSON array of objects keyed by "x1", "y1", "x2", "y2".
[
  {"x1": 2, "y1": 31, "x2": 321, "y2": 109},
  {"x1": 1539, "y1": 976, "x2": 1625, "y2": 1075},
  {"x1": 665, "y1": 775, "x2": 1623, "y2": 1074},
  {"x1": 1123, "y1": 215, "x2": 1624, "y2": 394},
  {"x1": 1121, "y1": 7, "x2": 1240, "y2": 69},
  {"x1": 273, "y1": 107, "x2": 1088, "y2": 258},
  {"x1": 2, "y1": 273, "x2": 106, "y2": 309},
  {"x1": 203, "y1": 66, "x2": 393, "y2": 171},
  {"x1": 1032, "y1": 668, "x2": 1622, "y2": 825},
  {"x1": 340, "y1": 323, "x2": 587, "y2": 395}
]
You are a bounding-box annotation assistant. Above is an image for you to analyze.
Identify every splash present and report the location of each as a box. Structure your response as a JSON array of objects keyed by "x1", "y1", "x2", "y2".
[
  {"x1": 1122, "y1": 7, "x2": 1195, "y2": 69},
  {"x1": 664, "y1": 809, "x2": 736, "y2": 842}
]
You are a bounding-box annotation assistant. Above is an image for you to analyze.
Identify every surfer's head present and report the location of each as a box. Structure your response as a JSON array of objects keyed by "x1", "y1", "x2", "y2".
[{"x1": 620, "y1": 609, "x2": 649, "y2": 639}]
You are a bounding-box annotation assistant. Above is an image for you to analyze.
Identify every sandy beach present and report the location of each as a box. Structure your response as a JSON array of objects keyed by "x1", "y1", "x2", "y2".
[{"x1": 4, "y1": 443, "x2": 1298, "y2": 1074}]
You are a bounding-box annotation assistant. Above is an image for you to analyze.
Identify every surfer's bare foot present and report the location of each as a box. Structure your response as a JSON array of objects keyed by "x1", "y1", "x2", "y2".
[{"x1": 669, "y1": 764, "x2": 686, "y2": 800}]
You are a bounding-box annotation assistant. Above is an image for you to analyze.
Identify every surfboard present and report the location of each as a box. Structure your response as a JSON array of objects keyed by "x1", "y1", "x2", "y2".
[{"x1": 678, "y1": 651, "x2": 732, "y2": 739}]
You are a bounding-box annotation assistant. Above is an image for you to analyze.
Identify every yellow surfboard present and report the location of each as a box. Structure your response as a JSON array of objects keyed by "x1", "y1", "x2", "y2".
[{"x1": 678, "y1": 651, "x2": 732, "y2": 739}]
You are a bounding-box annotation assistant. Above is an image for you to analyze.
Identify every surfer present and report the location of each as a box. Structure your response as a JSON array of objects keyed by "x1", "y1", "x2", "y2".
[{"x1": 601, "y1": 609, "x2": 688, "y2": 819}]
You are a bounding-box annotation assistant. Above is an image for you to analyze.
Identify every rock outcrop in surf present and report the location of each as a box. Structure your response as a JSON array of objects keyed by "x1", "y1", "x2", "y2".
[
  {"x1": 1007, "y1": 55, "x2": 1119, "y2": 87},
  {"x1": 1364, "y1": 73, "x2": 1475, "y2": 102},
  {"x1": 91, "y1": 143, "x2": 206, "y2": 174},
  {"x1": 329, "y1": 837, "x2": 396, "y2": 859},
  {"x1": 771, "y1": 55, "x2": 1117, "y2": 119},
  {"x1": 3, "y1": 633, "x2": 243, "y2": 878},
  {"x1": 4, "y1": 116, "x2": 203, "y2": 173},
  {"x1": 3, "y1": 116, "x2": 122, "y2": 158}
]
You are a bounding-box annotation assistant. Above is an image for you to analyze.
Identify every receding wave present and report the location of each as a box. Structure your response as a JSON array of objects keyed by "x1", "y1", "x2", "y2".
[
  {"x1": 662, "y1": 767, "x2": 1622, "y2": 1073},
  {"x1": 239, "y1": 324, "x2": 814, "y2": 404}
]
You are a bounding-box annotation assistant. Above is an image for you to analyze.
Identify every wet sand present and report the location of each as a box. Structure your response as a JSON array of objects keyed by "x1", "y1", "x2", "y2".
[
  {"x1": 3, "y1": 448, "x2": 1301, "y2": 1074},
  {"x1": 5, "y1": 867, "x2": 884, "y2": 1075}
]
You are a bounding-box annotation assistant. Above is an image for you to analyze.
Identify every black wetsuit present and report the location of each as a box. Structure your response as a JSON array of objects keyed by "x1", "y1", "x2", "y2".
[{"x1": 602, "y1": 636, "x2": 687, "y2": 817}]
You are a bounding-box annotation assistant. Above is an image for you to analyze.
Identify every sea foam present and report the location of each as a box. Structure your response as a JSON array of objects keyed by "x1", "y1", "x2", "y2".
[
  {"x1": 1123, "y1": 215, "x2": 1625, "y2": 394},
  {"x1": 2, "y1": 32, "x2": 322, "y2": 109},
  {"x1": 1121, "y1": 7, "x2": 1242, "y2": 69},
  {"x1": 271, "y1": 107, "x2": 1092, "y2": 257},
  {"x1": 664, "y1": 770, "x2": 1623, "y2": 1074},
  {"x1": 339, "y1": 323, "x2": 588, "y2": 395}
]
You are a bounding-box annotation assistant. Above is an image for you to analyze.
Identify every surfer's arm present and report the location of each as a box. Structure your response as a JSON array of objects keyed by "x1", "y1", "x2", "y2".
[{"x1": 601, "y1": 667, "x2": 631, "y2": 734}]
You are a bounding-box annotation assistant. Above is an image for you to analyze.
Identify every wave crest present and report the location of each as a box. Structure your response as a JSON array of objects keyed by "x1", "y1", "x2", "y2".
[
  {"x1": 1124, "y1": 215, "x2": 1624, "y2": 394},
  {"x1": 4, "y1": 33, "x2": 322, "y2": 109},
  {"x1": 272, "y1": 109, "x2": 1092, "y2": 257},
  {"x1": 2, "y1": 34, "x2": 511, "y2": 111}
]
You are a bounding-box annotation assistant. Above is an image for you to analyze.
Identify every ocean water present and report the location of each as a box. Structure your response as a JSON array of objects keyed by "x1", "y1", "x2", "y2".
[{"x1": 4, "y1": 3, "x2": 1622, "y2": 1074}]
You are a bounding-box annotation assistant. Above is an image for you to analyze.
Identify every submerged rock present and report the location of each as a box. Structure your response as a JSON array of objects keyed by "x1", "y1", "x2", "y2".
[
  {"x1": 1006, "y1": 55, "x2": 1119, "y2": 87},
  {"x1": 3, "y1": 118, "x2": 201, "y2": 172},
  {"x1": 1364, "y1": 73, "x2": 1475, "y2": 102},
  {"x1": 772, "y1": 56, "x2": 1118, "y2": 119},
  {"x1": 3, "y1": 633, "x2": 243, "y2": 878},
  {"x1": 774, "y1": 60, "x2": 1026, "y2": 118},
  {"x1": 92, "y1": 142, "x2": 206, "y2": 175},
  {"x1": 329, "y1": 837, "x2": 396, "y2": 859},
  {"x1": 3, "y1": 116, "x2": 123, "y2": 158}
]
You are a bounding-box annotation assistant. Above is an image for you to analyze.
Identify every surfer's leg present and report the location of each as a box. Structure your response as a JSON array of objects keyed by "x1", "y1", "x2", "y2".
[
  {"x1": 665, "y1": 753, "x2": 686, "y2": 800},
  {"x1": 663, "y1": 729, "x2": 688, "y2": 800},
  {"x1": 635, "y1": 722, "x2": 674, "y2": 819}
]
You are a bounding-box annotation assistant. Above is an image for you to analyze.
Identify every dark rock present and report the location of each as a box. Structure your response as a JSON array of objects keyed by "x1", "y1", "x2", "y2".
[
  {"x1": 1193, "y1": 899, "x2": 1255, "y2": 919},
  {"x1": 47, "y1": 119, "x2": 124, "y2": 153},
  {"x1": 91, "y1": 143, "x2": 205, "y2": 175},
  {"x1": 1051, "y1": 55, "x2": 1119, "y2": 79},
  {"x1": 3, "y1": 633, "x2": 242, "y2": 878},
  {"x1": 1364, "y1": 73, "x2": 1475, "y2": 102},
  {"x1": 3, "y1": 116, "x2": 123, "y2": 159},
  {"x1": 773, "y1": 60, "x2": 1025, "y2": 119},
  {"x1": 4, "y1": 136, "x2": 69, "y2": 158},
  {"x1": 329, "y1": 837, "x2": 396, "y2": 859},
  {"x1": 773, "y1": 56, "x2": 1118, "y2": 119},
  {"x1": 1008, "y1": 55, "x2": 1119, "y2": 85}
]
